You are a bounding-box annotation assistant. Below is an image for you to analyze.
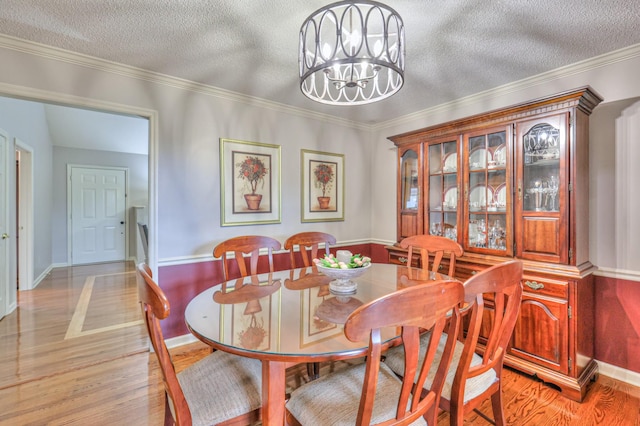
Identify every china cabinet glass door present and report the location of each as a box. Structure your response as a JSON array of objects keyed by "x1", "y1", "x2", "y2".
[
  {"x1": 401, "y1": 149, "x2": 419, "y2": 210},
  {"x1": 463, "y1": 127, "x2": 512, "y2": 255},
  {"x1": 398, "y1": 146, "x2": 422, "y2": 239},
  {"x1": 515, "y1": 113, "x2": 568, "y2": 263},
  {"x1": 427, "y1": 139, "x2": 458, "y2": 241}
]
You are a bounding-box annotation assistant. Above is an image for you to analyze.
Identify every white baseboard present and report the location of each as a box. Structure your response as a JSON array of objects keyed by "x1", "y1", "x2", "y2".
[
  {"x1": 165, "y1": 333, "x2": 199, "y2": 349},
  {"x1": 597, "y1": 360, "x2": 640, "y2": 388},
  {"x1": 32, "y1": 264, "x2": 56, "y2": 289}
]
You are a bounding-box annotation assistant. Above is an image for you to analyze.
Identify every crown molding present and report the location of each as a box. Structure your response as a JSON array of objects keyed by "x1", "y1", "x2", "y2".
[
  {"x1": 3, "y1": 34, "x2": 639, "y2": 136},
  {"x1": 0, "y1": 34, "x2": 370, "y2": 131},
  {"x1": 374, "y1": 43, "x2": 640, "y2": 132},
  {"x1": 0, "y1": 80, "x2": 156, "y2": 119}
]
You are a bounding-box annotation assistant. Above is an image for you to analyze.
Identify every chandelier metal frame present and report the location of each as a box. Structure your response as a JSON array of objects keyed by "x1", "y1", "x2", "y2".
[{"x1": 299, "y1": 0, "x2": 405, "y2": 105}]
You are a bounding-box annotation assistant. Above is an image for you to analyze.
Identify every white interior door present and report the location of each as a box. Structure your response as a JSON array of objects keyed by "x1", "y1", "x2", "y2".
[
  {"x1": 70, "y1": 166, "x2": 127, "y2": 265},
  {"x1": 0, "y1": 130, "x2": 9, "y2": 319}
]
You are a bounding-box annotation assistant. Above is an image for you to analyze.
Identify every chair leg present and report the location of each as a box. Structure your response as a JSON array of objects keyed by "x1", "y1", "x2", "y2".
[
  {"x1": 449, "y1": 402, "x2": 465, "y2": 426},
  {"x1": 490, "y1": 389, "x2": 505, "y2": 426},
  {"x1": 306, "y1": 362, "x2": 320, "y2": 380}
]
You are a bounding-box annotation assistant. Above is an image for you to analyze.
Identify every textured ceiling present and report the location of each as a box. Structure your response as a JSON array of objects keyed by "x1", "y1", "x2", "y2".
[{"x1": 1, "y1": 0, "x2": 640, "y2": 125}]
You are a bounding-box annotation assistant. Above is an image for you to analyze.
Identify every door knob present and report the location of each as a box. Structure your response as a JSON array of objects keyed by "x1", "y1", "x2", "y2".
[
  {"x1": 2, "y1": 233, "x2": 9, "y2": 239},
  {"x1": 120, "y1": 221, "x2": 125, "y2": 224}
]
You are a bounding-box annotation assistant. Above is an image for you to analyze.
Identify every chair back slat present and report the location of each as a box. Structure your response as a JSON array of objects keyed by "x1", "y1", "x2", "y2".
[
  {"x1": 284, "y1": 231, "x2": 336, "y2": 268},
  {"x1": 213, "y1": 235, "x2": 281, "y2": 281},
  {"x1": 344, "y1": 279, "x2": 465, "y2": 425},
  {"x1": 400, "y1": 235, "x2": 463, "y2": 276}
]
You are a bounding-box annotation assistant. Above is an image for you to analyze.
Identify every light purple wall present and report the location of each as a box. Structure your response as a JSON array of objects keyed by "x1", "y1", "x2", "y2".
[{"x1": 0, "y1": 97, "x2": 53, "y2": 280}]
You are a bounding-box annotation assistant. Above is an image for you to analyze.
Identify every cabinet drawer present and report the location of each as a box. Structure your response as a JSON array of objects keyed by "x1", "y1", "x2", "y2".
[
  {"x1": 454, "y1": 263, "x2": 486, "y2": 281},
  {"x1": 387, "y1": 250, "x2": 420, "y2": 268},
  {"x1": 521, "y1": 275, "x2": 568, "y2": 299}
]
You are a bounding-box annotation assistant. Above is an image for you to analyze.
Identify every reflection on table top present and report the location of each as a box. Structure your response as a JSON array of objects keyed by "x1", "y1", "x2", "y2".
[{"x1": 185, "y1": 263, "x2": 450, "y2": 360}]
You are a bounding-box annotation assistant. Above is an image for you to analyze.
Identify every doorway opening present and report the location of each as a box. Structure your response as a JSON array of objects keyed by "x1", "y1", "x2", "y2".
[
  {"x1": 0, "y1": 90, "x2": 156, "y2": 318},
  {"x1": 15, "y1": 140, "x2": 34, "y2": 290}
]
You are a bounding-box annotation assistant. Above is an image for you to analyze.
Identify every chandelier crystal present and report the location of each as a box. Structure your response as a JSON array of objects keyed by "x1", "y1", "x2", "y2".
[{"x1": 299, "y1": 1, "x2": 405, "y2": 105}]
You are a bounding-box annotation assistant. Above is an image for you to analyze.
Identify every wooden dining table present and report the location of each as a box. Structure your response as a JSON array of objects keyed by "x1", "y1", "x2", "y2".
[{"x1": 184, "y1": 262, "x2": 451, "y2": 425}]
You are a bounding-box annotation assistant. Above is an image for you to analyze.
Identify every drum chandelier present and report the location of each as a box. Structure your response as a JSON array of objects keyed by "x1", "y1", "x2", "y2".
[{"x1": 299, "y1": 1, "x2": 405, "y2": 105}]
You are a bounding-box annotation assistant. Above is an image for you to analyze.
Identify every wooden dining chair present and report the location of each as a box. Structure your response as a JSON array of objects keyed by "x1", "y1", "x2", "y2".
[
  {"x1": 400, "y1": 234, "x2": 464, "y2": 277},
  {"x1": 213, "y1": 235, "x2": 281, "y2": 281},
  {"x1": 384, "y1": 260, "x2": 524, "y2": 426},
  {"x1": 283, "y1": 231, "x2": 336, "y2": 380},
  {"x1": 283, "y1": 231, "x2": 336, "y2": 268},
  {"x1": 285, "y1": 279, "x2": 465, "y2": 426},
  {"x1": 136, "y1": 263, "x2": 262, "y2": 426}
]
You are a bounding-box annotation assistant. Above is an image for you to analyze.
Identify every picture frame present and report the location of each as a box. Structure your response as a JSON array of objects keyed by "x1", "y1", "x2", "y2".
[
  {"x1": 220, "y1": 138, "x2": 281, "y2": 226},
  {"x1": 301, "y1": 149, "x2": 344, "y2": 222}
]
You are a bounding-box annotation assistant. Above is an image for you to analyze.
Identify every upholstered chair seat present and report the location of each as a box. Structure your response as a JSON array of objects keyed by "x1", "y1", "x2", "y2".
[
  {"x1": 286, "y1": 361, "x2": 427, "y2": 425},
  {"x1": 177, "y1": 350, "x2": 262, "y2": 426}
]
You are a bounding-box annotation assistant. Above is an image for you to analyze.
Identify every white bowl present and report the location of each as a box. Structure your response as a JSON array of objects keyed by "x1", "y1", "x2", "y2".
[
  {"x1": 316, "y1": 263, "x2": 371, "y2": 279},
  {"x1": 316, "y1": 263, "x2": 371, "y2": 294}
]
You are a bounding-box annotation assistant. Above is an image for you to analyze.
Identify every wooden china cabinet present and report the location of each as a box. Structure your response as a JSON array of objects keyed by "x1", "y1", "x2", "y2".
[{"x1": 386, "y1": 87, "x2": 602, "y2": 401}]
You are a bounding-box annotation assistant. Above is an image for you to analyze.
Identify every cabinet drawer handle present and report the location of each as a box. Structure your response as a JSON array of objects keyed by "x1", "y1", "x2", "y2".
[
  {"x1": 398, "y1": 257, "x2": 408, "y2": 264},
  {"x1": 525, "y1": 280, "x2": 545, "y2": 290}
]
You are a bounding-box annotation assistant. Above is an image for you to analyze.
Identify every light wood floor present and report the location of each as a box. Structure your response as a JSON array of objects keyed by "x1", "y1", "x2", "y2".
[{"x1": 0, "y1": 261, "x2": 638, "y2": 425}]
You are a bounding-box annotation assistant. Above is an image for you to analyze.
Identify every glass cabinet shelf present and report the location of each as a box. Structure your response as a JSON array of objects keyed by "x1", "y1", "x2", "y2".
[
  {"x1": 464, "y1": 129, "x2": 509, "y2": 253},
  {"x1": 522, "y1": 123, "x2": 561, "y2": 212},
  {"x1": 427, "y1": 140, "x2": 458, "y2": 240}
]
